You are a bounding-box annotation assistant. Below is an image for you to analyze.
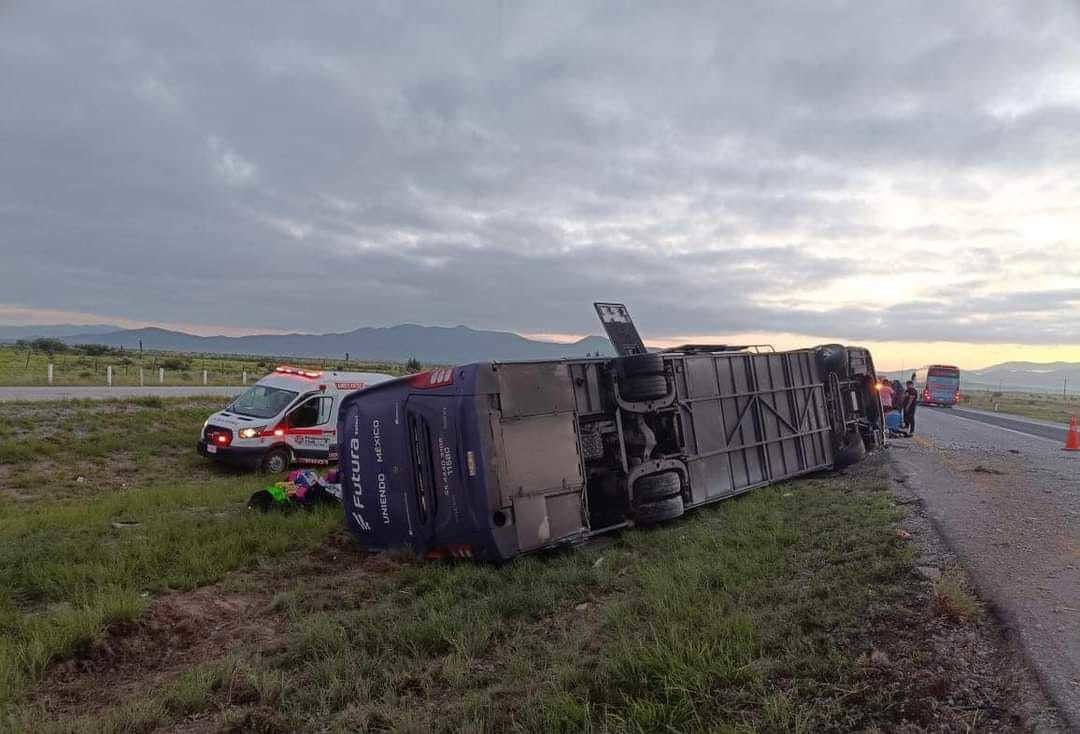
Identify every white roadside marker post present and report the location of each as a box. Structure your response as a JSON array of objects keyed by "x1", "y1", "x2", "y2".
[
  {"x1": 159, "y1": 368, "x2": 165, "y2": 384},
  {"x1": 203, "y1": 370, "x2": 208, "y2": 385},
  {"x1": 140, "y1": 368, "x2": 144, "y2": 387},
  {"x1": 242, "y1": 371, "x2": 247, "y2": 385},
  {"x1": 107, "y1": 365, "x2": 113, "y2": 387},
  {"x1": 48, "y1": 363, "x2": 53, "y2": 385}
]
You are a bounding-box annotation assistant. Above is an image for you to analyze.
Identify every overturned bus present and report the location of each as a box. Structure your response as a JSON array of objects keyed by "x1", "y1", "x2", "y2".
[{"x1": 338, "y1": 304, "x2": 884, "y2": 562}]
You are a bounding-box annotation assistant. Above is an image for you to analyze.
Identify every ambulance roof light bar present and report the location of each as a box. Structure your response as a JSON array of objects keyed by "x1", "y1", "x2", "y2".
[{"x1": 275, "y1": 365, "x2": 323, "y2": 378}]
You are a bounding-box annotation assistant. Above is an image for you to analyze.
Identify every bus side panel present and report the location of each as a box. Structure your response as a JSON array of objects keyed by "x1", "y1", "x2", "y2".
[
  {"x1": 672, "y1": 355, "x2": 733, "y2": 503},
  {"x1": 778, "y1": 350, "x2": 832, "y2": 470},
  {"x1": 675, "y1": 350, "x2": 832, "y2": 508}
]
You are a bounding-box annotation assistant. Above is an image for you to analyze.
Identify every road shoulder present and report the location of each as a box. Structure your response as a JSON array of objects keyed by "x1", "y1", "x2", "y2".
[{"x1": 888, "y1": 438, "x2": 1074, "y2": 729}]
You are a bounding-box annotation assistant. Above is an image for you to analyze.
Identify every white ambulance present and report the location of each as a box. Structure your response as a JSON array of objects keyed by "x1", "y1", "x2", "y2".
[{"x1": 198, "y1": 365, "x2": 394, "y2": 473}]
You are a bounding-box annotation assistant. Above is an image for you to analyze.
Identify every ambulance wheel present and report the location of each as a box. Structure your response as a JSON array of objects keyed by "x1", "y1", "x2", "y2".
[
  {"x1": 634, "y1": 495, "x2": 684, "y2": 526},
  {"x1": 634, "y1": 471, "x2": 682, "y2": 503},
  {"x1": 261, "y1": 447, "x2": 291, "y2": 474},
  {"x1": 622, "y1": 374, "x2": 669, "y2": 402},
  {"x1": 834, "y1": 432, "x2": 866, "y2": 468}
]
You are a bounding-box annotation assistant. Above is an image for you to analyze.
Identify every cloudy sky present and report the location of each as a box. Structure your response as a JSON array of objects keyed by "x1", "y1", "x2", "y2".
[{"x1": 3, "y1": 1, "x2": 1080, "y2": 369}]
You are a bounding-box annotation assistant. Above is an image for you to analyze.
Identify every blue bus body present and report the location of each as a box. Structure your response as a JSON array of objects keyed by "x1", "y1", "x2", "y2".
[{"x1": 337, "y1": 365, "x2": 509, "y2": 561}]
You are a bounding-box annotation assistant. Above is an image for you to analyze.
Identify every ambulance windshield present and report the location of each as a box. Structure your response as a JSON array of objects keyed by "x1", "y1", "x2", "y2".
[{"x1": 227, "y1": 385, "x2": 298, "y2": 419}]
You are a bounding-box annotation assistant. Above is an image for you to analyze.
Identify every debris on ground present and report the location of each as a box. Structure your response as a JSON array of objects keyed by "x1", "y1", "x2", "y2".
[
  {"x1": 967, "y1": 464, "x2": 1006, "y2": 475},
  {"x1": 110, "y1": 520, "x2": 142, "y2": 530},
  {"x1": 247, "y1": 469, "x2": 342, "y2": 512}
]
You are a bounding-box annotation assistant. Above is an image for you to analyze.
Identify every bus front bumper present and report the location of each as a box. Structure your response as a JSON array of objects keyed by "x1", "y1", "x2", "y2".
[{"x1": 197, "y1": 440, "x2": 264, "y2": 468}]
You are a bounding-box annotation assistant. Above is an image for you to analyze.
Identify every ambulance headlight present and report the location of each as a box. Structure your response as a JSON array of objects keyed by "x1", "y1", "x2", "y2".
[{"x1": 238, "y1": 426, "x2": 264, "y2": 439}]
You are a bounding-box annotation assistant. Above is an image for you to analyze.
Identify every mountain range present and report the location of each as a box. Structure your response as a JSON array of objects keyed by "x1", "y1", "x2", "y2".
[
  {"x1": 962, "y1": 361, "x2": 1080, "y2": 393},
  {"x1": 0, "y1": 324, "x2": 120, "y2": 340},
  {"x1": 5, "y1": 324, "x2": 614, "y2": 363},
  {"x1": 882, "y1": 361, "x2": 1080, "y2": 394},
  {"x1": 5, "y1": 324, "x2": 1079, "y2": 391}
]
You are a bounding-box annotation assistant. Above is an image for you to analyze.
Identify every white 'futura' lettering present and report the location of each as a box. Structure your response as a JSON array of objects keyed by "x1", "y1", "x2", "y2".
[{"x1": 349, "y1": 437, "x2": 362, "y2": 488}]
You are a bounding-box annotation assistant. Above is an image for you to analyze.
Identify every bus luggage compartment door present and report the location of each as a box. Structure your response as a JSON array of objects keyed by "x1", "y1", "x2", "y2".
[
  {"x1": 492, "y1": 363, "x2": 586, "y2": 552},
  {"x1": 498, "y1": 412, "x2": 586, "y2": 551}
]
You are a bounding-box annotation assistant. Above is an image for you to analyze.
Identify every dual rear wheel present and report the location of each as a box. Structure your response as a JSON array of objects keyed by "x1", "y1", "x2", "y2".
[
  {"x1": 632, "y1": 471, "x2": 684, "y2": 525},
  {"x1": 618, "y1": 354, "x2": 670, "y2": 402}
]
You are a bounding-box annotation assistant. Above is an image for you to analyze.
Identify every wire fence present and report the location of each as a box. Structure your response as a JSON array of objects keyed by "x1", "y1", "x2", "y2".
[{"x1": 0, "y1": 345, "x2": 409, "y2": 387}]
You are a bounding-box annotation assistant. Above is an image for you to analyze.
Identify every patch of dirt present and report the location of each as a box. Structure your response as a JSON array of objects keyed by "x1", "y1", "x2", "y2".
[
  {"x1": 28, "y1": 532, "x2": 402, "y2": 724},
  {"x1": 0, "y1": 464, "x2": 26, "y2": 500},
  {"x1": 848, "y1": 574, "x2": 1037, "y2": 730},
  {"x1": 32, "y1": 587, "x2": 285, "y2": 719}
]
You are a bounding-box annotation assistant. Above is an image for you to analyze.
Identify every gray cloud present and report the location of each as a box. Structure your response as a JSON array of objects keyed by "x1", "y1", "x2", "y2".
[{"x1": 2, "y1": 0, "x2": 1080, "y2": 343}]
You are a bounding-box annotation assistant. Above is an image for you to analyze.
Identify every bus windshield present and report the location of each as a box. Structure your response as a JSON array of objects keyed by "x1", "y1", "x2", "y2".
[{"x1": 227, "y1": 385, "x2": 298, "y2": 418}]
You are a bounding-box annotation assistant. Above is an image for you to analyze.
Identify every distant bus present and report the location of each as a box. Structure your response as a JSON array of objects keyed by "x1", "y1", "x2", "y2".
[{"x1": 914, "y1": 365, "x2": 960, "y2": 406}]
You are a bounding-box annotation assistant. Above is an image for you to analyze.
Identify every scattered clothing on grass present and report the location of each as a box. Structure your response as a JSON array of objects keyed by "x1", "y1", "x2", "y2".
[{"x1": 248, "y1": 469, "x2": 343, "y2": 512}]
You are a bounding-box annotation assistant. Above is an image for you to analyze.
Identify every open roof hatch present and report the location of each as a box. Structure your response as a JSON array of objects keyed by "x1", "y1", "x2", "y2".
[{"x1": 594, "y1": 302, "x2": 647, "y2": 357}]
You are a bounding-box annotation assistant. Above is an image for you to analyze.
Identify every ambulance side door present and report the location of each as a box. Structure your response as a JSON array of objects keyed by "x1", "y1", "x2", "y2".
[{"x1": 285, "y1": 394, "x2": 337, "y2": 462}]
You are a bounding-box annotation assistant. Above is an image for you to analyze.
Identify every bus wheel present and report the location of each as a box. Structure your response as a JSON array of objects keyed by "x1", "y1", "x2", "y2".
[
  {"x1": 834, "y1": 432, "x2": 866, "y2": 468},
  {"x1": 816, "y1": 343, "x2": 848, "y2": 377},
  {"x1": 622, "y1": 374, "x2": 669, "y2": 401},
  {"x1": 634, "y1": 471, "x2": 682, "y2": 503},
  {"x1": 617, "y1": 353, "x2": 669, "y2": 401},
  {"x1": 261, "y1": 447, "x2": 291, "y2": 474},
  {"x1": 620, "y1": 353, "x2": 664, "y2": 376},
  {"x1": 634, "y1": 495, "x2": 685, "y2": 526}
]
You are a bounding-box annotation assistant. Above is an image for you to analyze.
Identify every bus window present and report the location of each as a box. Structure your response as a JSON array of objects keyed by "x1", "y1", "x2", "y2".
[{"x1": 408, "y1": 413, "x2": 437, "y2": 523}]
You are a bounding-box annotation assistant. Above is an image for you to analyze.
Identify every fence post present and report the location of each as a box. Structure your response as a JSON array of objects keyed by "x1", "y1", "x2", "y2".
[
  {"x1": 107, "y1": 365, "x2": 113, "y2": 387},
  {"x1": 48, "y1": 363, "x2": 54, "y2": 385},
  {"x1": 139, "y1": 368, "x2": 144, "y2": 387},
  {"x1": 242, "y1": 371, "x2": 247, "y2": 385},
  {"x1": 203, "y1": 370, "x2": 208, "y2": 385},
  {"x1": 159, "y1": 368, "x2": 165, "y2": 384}
]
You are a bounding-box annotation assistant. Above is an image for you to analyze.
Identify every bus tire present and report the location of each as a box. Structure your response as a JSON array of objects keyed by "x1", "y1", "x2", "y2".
[
  {"x1": 619, "y1": 353, "x2": 665, "y2": 377},
  {"x1": 816, "y1": 344, "x2": 848, "y2": 377},
  {"x1": 634, "y1": 495, "x2": 685, "y2": 526},
  {"x1": 834, "y1": 432, "x2": 866, "y2": 468},
  {"x1": 261, "y1": 447, "x2": 291, "y2": 474},
  {"x1": 634, "y1": 471, "x2": 682, "y2": 503},
  {"x1": 621, "y1": 374, "x2": 669, "y2": 402}
]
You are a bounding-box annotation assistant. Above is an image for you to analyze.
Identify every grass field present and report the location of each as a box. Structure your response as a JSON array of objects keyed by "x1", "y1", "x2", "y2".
[
  {"x1": 0, "y1": 398, "x2": 1034, "y2": 731},
  {"x1": 961, "y1": 389, "x2": 1078, "y2": 424},
  {"x1": 0, "y1": 344, "x2": 411, "y2": 387}
]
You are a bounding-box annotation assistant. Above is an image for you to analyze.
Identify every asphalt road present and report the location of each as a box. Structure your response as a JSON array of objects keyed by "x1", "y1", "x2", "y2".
[
  {"x1": 947, "y1": 405, "x2": 1069, "y2": 444},
  {"x1": 0, "y1": 386, "x2": 244, "y2": 402},
  {"x1": 890, "y1": 406, "x2": 1080, "y2": 728}
]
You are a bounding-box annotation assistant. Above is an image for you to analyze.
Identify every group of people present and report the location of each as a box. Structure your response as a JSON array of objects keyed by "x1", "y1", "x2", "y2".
[{"x1": 877, "y1": 374, "x2": 918, "y2": 436}]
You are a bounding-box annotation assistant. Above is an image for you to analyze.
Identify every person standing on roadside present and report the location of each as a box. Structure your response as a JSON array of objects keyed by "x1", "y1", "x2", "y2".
[
  {"x1": 902, "y1": 380, "x2": 918, "y2": 435},
  {"x1": 878, "y1": 378, "x2": 894, "y2": 411}
]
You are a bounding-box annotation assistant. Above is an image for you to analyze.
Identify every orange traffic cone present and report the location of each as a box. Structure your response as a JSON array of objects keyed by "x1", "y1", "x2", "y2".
[{"x1": 1065, "y1": 416, "x2": 1080, "y2": 451}]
